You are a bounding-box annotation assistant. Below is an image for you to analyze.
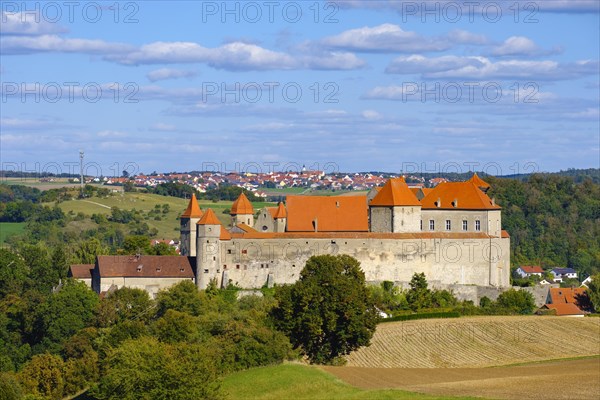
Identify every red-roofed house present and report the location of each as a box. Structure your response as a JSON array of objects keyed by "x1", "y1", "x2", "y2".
[{"x1": 516, "y1": 265, "x2": 544, "y2": 278}]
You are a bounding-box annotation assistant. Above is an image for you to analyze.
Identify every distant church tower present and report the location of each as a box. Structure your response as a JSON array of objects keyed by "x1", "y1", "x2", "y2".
[
  {"x1": 369, "y1": 177, "x2": 421, "y2": 233},
  {"x1": 180, "y1": 194, "x2": 202, "y2": 256},
  {"x1": 230, "y1": 192, "x2": 255, "y2": 227}
]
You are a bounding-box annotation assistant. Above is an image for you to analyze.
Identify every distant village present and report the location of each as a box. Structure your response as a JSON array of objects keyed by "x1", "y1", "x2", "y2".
[{"x1": 66, "y1": 169, "x2": 450, "y2": 197}]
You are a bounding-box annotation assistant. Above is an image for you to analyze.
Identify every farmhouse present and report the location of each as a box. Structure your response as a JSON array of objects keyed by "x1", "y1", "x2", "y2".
[
  {"x1": 550, "y1": 268, "x2": 578, "y2": 282},
  {"x1": 515, "y1": 265, "x2": 544, "y2": 278},
  {"x1": 543, "y1": 287, "x2": 591, "y2": 316}
]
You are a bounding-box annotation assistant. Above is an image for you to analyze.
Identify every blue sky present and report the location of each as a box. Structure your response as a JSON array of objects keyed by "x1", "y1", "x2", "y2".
[{"x1": 1, "y1": 0, "x2": 599, "y2": 176}]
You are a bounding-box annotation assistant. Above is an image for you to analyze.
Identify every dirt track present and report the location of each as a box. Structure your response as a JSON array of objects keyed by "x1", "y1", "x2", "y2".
[{"x1": 323, "y1": 357, "x2": 600, "y2": 400}]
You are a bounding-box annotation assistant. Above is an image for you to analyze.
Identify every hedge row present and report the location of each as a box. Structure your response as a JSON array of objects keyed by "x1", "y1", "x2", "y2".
[{"x1": 380, "y1": 311, "x2": 460, "y2": 323}]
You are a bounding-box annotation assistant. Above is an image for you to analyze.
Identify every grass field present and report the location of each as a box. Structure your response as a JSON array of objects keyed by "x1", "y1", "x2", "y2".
[
  {"x1": 222, "y1": 363, "x2": 475, "y2": 400},
  {"x1": 345, "y1": 316, "x2": 600, "y2": 368},
  {"x1": 0, "y1": 222, "x2": 26, "y2": 244},
  {"x1": 50, "y1": 192, "x2": 275, "y2": 239},
  {"x1": 0, "y1": 177, "x2": 109, "y2": 191}
]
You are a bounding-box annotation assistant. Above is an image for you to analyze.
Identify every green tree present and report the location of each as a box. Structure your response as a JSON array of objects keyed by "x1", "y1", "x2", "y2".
[
  {"x1": 495, "y1": 289, "x2": 536, "y2": 314},
  {"x1": 122, "y1": 235, "x2": 151, "y2": 255},
  {"x1": 95, "y1": 337, "x2": 221, "y2": 400},
  {"x1": 272, "y1": 255, "x2": 378, "y2": 364},
  {"x1": 38, "y1": 279, "x2": 99, "y2": 352},
  {"x1": 406, "y1": 272, "x2": 433, "y2": 311},
  {"x1": 155, "y1": 280, "x2": 204, "y2": 317},
  {"x1": 96, "y1": 287, "x2": 153, "y2": 326},
  {"x1": 151, "y1": 242, "x2": 178, "y2": 255},
  {"x1": 0, "y1": 249, "x2": 29, "y2": 297},
  {"x1": 586, "y1": 273, "x2": 600, "y2": 312},
  {"x1": 73, "y1": 238, "x2": 108, "y2": 264},
  {"x1": 19, "y1": 353, "x2": 64, "y2": 399},
  {"x1": 0, "y1": 372, "x2": 22, "y2": 400}
]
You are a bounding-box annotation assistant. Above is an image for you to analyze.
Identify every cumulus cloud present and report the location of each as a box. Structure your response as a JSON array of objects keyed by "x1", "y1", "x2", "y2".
[
  {"x1": 489, "y1": 36, "x2": 561, "y2": 57},
  {"x1": 386, "y1": 55, "x2": 599, "y2": 80},
  {"x1": 147, "y1": 68, "x2": 197, "y2": 82},
  {"x1": 0, "y1": 12, "x2": 67, "y2": 35},
  {"x1": 0, "y1": 34, "x2": 132, "y2": 55}
]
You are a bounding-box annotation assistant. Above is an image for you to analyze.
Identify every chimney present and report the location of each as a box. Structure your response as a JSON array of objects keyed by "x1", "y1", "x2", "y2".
[
  {"x1": 453, "y1": 198, "x2": 458, "y2": 208},
  {"x1": 491, "y1": 197, "x2": 496, "y2": 206},
  {"x1": 436, "y1": 198, "x2": 441, "y2": 208},
  {"x1": 313, "y1": 218, "x2": 318, "y2": 232}
]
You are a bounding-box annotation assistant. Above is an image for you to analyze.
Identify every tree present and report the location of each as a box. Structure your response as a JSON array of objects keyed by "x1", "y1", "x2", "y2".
[
  {"x1": 272, "y1": 255, "x2": 378, "y2": 364},
  {"x1": 0, "y1": 372, "x2": 22, "y2": 400},
  {"x1": 586, "y1": 273, "x2": 600, "y2": 312},
  {"x1": 155, "y1": 280, "x2": 204, "y2": 317},
  {"x1": 406, "y1": 272, "x2": 433, "y2": 311},
  {"x1": 19, "y1": 353, "x2": 64, "y2": 399},
  {"x1": 0, "y1": 249, "x2": 29, "y2": 297},
  {"x1": 495, "y1": 289, "x2": 535, "y2": 314},
  {"x1": 73, "y1": 238, "x2": 108, "y2": 264},
  {"x1": 96, "y1": 287, "x2": 154, "y2": 326},
  {"x1": 39, "y1": 279, "x2": 99, "y2": 352},
  {"x1": 94, "y1": 337, "x2": 221, "y2": 400}
]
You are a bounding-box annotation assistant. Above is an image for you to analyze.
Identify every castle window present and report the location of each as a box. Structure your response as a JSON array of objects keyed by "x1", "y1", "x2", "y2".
[
  {"x1": 420, "y1": 220, "x2": 423, "y2": 230},
  {"x1": 462, "y1": 220, "x2": 468, "y2": 231},
  {"x1": 445, "y1": 220, "x2": 451, "y2": 231},
  {"x1": 223, "y1": 265, "x2": 227, "y2": 269},
  {"x1": 236, "y1": 264, "x2": 240, "y2": 269},
  {"x1": 227, "y1": 249, "x2": 232, "y2": 254},
  {"x1": 242, "y1": 249, "x2": 247, "y2": 254},
  {"x1": 213, "y1": 256, "x2": 216, "y2": 261},
  {"x1": 475, "y1": 220, "x2": 481, "y2": 231},
  {"x1": 429, "y1": 220, "x2": 435, "y2": 230},
  {"x1": 262, "y1": 225, "x2": 268, "y2": 231},
  {"x1": 204, "y1": 269, "x2": 209, "y2": 273}
]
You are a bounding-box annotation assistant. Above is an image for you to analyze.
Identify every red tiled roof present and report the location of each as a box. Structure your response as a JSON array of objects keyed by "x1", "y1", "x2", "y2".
[
  {"x1": 69, "y1": 264, "x2": 94, "y2": 279},
  {"x1": 273, "y1": 202, "x2": 287, "y2": 219},
  {"x1": 235, "y1": 223, "x2": 257, "y2": 233},
  {"x1": 520, "y1": 265, "x2": 543, "y2": 274},
  {"x1": 543, "y1": 303, "x2": 584, "y2": 316},
  {"x1": 370, "y1": 178, "x2": 421, "y2": 207},
  {"x1": 197, "y1": 208, "x2": 221, "y2": 225},
  {"x1": 96, "y1": 255, "x2": 194, "y2": 278},
  {"x1": 285, "y1": 195, "x2": 368, "y2": 232},
  {"x1": 421, "y1": 181, "x2": 501, "y2": 210},
  {"x1": 267, "y1": 206, "x2": 278, "y2": 219},
  {"x1": 231, "y1": 193, "x2": 254, "y2": 215},
  {"x1": 469, "y1": 173, "x2": 491, "y2": 189},
  {"x1": 181, "y1": 194, "x2": 203, "y2": 218},
  {"x1": 549, "y1": 288, "x2": 588, "y2": 305},
  {"x1": 501, "y1": 230, "x2": 510, "y2": 238}
]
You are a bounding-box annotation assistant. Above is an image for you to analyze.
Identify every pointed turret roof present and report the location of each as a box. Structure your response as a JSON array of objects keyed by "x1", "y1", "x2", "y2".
[
  {"x1": 469, "y1": 173, "x2": 491, "y2": 192},
  {"x1": 181, "y1": 194, "x2": 203, "y2": 218},
  {"x1": 370, "y1": 177, "x2": 421, "y2": 207},
  {"x1": 197, "y1": 208, "x2": 221, "y2": 225},
  {"x1": 231, "y1": 192, "x2": 254, "y2": 215},
  {"x1": 273, "y1": 202, "x2": 287, "y2": 219}
]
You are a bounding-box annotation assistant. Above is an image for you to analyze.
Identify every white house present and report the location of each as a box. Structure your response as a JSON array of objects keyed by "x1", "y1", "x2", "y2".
[
  {"x1": 550, "y1": 268, "x2": 578, "y2": 282},
  {"x1": 516, "y1": 265, "x2": 544, "y2": 278},
  {"x1": 581, "y1": 276, "x2": 593, "y2": 288}
]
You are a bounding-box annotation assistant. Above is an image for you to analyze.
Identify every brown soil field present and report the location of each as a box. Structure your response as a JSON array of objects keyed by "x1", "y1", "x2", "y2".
[
  {"x1": 345, "y1": 316, "x2": 600, "y2": 368},
  {"x1": 323, "y1": 357, "x2": 600, "y2": 400}
]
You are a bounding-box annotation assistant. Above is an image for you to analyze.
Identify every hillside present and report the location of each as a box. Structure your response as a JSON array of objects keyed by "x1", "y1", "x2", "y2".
[{"x1": 345, "y1": 316, "x2": 600, "y2": 368}]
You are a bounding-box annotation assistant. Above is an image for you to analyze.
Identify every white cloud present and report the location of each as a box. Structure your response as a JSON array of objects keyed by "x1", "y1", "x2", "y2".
[
  {"x1": 386, "y1": 55, "x2": 484, "y2": 74},
  {"x1": 147, "y1": 68, "x2": 197, "y2": 82},
  {"x1": 150, "y1": 123, "x2": 177, "y2": 131},
  {"x1": 320, "y1": 23, "x2": 451, "y2": 53},
  {"x1": 386, "y1": 55, "x2": 599, "y2": 80},
  {"x1": 361, "y1": 110, "x2": 383, "y2": 120},
  {"x1": 492, "y1": 36, "x2": 538, "y2": 56},
  {"x1": 0, "y1": 34, "x2": 132, "y2": 55},
  {"x1": 97, "y1": 130, "x2": 128, "y2": 138},
  {"x1": 0, "y1": 12, "x2": 67, "y2": 35}
]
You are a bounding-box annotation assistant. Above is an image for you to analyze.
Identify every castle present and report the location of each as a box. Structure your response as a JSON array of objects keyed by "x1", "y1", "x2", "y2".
[{"x1": 180, "y1": 174, "x2": 510, "y2": 290}]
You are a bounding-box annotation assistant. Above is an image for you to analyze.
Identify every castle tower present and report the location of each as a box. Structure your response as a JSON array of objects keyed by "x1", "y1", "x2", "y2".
[
  {"x1": 180, "y1": 194, "x2": 202, "y2": 256},
  {"x1": 196, "y1": 208, "x2": 222, "y2": 290},
  {"x1": 230, "y1": 192, "x2": 254, "y2": 227},
  {"x1": 369, "y1": 177, "x2": 421, "y2": 233},
  {"x1": 273, "y1": 201, "x2": 287, "y2": 232}
]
